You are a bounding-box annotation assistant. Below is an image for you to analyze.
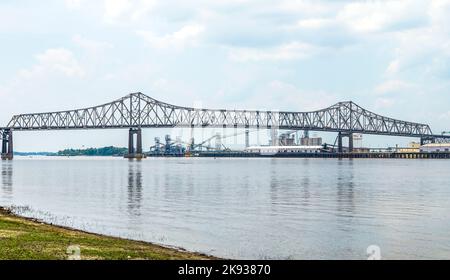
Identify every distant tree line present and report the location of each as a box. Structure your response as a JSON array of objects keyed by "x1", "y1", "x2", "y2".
[
  {"x1": 57, "y1": 146, "x2": 128, "y2": 156},
  {"x1": 14, "y1": 152, "x2": 57, "y2": 156}
]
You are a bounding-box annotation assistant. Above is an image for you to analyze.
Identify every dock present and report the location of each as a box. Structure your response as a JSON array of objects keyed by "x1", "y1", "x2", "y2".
[{"x1": 175, "y1": 151, "x2": 450, "y2": 159}]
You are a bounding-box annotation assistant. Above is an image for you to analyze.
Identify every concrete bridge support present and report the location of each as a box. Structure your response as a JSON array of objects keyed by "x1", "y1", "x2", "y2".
[
  {"x1": 337, "y1": 132, "x2": 353, "y2": 154},
  {"x1": 1, "y1": 129, "x2": 13, "y2": 160},
  {"x1": 245, "y1": 129, "x2": 250, "y2": 148},
  {"x1": 338, "y1": 132, "x2": 343, "y2": 153},
  {"x1": 125, "y1": 128, "x2": 146, "y2": 159}
]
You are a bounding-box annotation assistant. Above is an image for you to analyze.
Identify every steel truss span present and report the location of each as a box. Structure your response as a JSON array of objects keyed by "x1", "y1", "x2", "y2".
[{"x1": 3, "y1": 92, "x2": 443, "y2": 138}]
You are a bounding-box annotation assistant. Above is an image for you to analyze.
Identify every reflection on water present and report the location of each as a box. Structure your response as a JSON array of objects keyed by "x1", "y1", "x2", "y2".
[
  {"x1": 1, "y1": 162, "x2": 13, "y2": 199},
  {"x1": 336, "y1": 160, "x2": 355, "y2": 217},
  {"x1": 1, "y1": 157, "x2": 450, "y2": 259},
  {"x1": 127, "y1": 162, "x2": 142, "y2": 217}
]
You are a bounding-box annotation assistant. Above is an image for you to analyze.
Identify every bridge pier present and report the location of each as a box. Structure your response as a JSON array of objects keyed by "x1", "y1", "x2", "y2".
[
  {"x1": 1, "y1": 129, "x2": 13, "y2": 160},
  {"x1": 348, "y1": 133, "x2": 354, "y2": 153},
  {"x1": 245, "y1": 129, "x2": 250, "y2": 148},
  {"x1": 125, "y1": 128, "x2": 146, "y2": 159},
  {"x1": 337, "y1": 132, "x2": 353, "y2": 154}
]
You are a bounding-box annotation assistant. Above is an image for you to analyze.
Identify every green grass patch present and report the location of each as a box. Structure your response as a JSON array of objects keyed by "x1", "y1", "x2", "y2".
[{"x1": 0, "y1": 208, "x2": 214, "y2": 260}]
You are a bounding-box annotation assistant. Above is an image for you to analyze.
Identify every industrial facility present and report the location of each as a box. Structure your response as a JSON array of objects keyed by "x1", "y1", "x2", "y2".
[
  {"x1": 420, "y1": 143, "x2": 450, "y2": 153},
  {"x1": 145, "y1": 130, "x2": 342, "y2": 157},
  {"x1": 145, "y1": 129, "x2": 450, "y2": 159}
]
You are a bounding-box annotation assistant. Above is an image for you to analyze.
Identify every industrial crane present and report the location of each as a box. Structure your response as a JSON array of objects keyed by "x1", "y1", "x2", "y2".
[
  {"x1": 189, "y1": 134, "x2": 220, "y2": 151},
  {"x1": 189, "y1": 129, "x2": 259, "y2": 151}
]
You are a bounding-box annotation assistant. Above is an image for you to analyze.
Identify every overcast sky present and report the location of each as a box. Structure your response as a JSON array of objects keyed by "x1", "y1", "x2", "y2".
[{"x1": 1, "y1": 0, "x2": 450, "y2": 151}]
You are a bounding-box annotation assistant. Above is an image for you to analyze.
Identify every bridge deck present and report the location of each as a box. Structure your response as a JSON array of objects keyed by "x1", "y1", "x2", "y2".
[{"x1": 1, "y1": 92, "x2": 446, "y2": 139}]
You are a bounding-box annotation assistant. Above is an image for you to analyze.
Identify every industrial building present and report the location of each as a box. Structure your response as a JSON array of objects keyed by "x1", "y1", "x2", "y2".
[
  {"x1": 245, "y1": 145, "x2": 325, "y2": 156},
  {"x1": 300, "y1": 137, "x2": 322, "y2": 146},
  {"x1": 398, "y1": 142, "x2": 421, "y2": 153},
  {"x1": 420, "y1": 143, "x2": 450, "y2": 153},
  {"x1": 244, "y1": 131, "x2": 326, "y2": 156},
  {"x1": 278, "y1": 134, "x2": 296, "y2": 146}
]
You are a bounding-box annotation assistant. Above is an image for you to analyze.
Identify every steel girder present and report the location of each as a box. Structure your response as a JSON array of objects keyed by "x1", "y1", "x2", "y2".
[{"x1": 4, "y1": 92, "x2": 445, "y2": 140}]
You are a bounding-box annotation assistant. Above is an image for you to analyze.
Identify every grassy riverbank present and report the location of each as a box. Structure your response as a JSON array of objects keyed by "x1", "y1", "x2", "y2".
[{"x1": 0, "y1": 207, "x2": 214, "y2": 260}]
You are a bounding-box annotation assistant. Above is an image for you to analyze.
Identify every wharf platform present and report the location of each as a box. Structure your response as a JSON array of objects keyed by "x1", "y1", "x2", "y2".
[{"x1": 190, "y1": 151, "x2": 450, "y2": 159}]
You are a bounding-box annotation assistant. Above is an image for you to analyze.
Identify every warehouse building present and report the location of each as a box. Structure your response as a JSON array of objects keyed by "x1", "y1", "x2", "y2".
[
  {"x1": 420, "y1": 143, "x2": 450, "y2": 153},
  {"x1": 398, "y1": 142, "x2": 421, "y2": 153}
]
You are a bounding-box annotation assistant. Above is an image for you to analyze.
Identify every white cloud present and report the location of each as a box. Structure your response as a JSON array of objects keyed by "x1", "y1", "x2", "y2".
[
  {"x1": 65, "y1": 0, "x2": 83, "y2": 10},
  {"x1": 0, "y1": 48, "x2": 86, "y2": 120},
  {"x1": 386, "y1": 59, "x2": 401, "y2": 75},
  {"x1": 228, "y1": 42, "x2": 320, "y2": 62},
  {"x1": 296, "y1": 18, "x2": 334, "y2": 29},
  {"x1": 374, "y1": 97, "x2": 395, "y2": 109},
  {"x1": 104, "y1": 0, "x2": 131, "y2": 20},
  {"x1": 250, "y1": 80, "x2": 337, "y2": 111},
  {"x1": 19, "y1": 49, "x2": 85, "y2": 78},
  {"x1": 439, "y1": 111, "x2": 450, "y2": 120},
  {"x1": 375, "y1": 80, "x2": 413, "y2": 95},
  {"x1": 278, "y1": 0, "x2": 334, "y2": 16},
  {"x1": 72, "y1": 35, "x2": 113, "y2": 53},
  {"x1": 104, "y1": 0, "x2": 156, "y2": 22},
  {"x1": 345, "y1": 1, "x2": 449, "y2": 81},
  {"x1": 337, "y1": 0, "x2": 427, "y2": 33},
  {"x1": 381, "y1": 2, "x2": 450, "y2": 77},
  {"x1": 152, "y1": 78, "x2": 169, "y2": 91},
  {"x1": 136, "y1": 24, "x2": 205, "y2": 49}
]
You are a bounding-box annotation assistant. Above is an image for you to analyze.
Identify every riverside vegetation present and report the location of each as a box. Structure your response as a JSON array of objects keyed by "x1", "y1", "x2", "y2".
[{"x1": 15, "y1": 146, "x2": 128, "y2": 157}]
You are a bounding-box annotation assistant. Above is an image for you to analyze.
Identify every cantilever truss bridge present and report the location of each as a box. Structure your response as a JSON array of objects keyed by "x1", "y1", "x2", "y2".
[{"x1": 1, "y1": 92, "x2": 449, "y2": 159}]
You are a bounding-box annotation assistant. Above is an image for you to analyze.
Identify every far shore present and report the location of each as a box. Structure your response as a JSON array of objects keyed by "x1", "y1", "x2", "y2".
[{"x1": 0, "y1": 207, "x2": 217, "y2": 260}]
